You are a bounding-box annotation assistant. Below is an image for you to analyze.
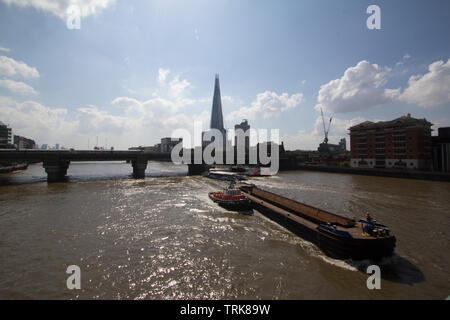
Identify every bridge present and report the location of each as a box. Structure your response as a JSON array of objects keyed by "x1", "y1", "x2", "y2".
[{"x1": 0, "y1": 149, "x2": 206, "y2": 182}]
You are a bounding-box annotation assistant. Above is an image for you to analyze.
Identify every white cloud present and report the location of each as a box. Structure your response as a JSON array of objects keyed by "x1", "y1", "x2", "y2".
[
  {"x1": 399, "y1": 58, "x2": 450, "y2": 108},
  {"x1": 315, "y1": 60, "x2": 396, "y2": 114},
  {"x1": 0, "y1": 95, "x2": 143, "y2": 148},
  {"x1": 113, "y1": 94, "x2": 195, "y2": 118},
  {"x1": 316, "y1": 58, "x2": 450, "y2": 114},
  {"x1": 222, "y1": 95, "x2": 235, "y2": 104},
  {"x1": 0, "y1": 0, "x2": 113, "y2": 20},
  {"x1": 0, "y1": 96, "x2": 76, "y2": 143},
  {"x1": 395, "y1": 54, "x2": 412, "y2": 67},
  {"x1": 76, "y1": 105, "x2": 133, "y2": 134},
  {"x1": 168, "y1": 75, "x2": 191, "y2": 98},
  {"x1": 111, "y1": 96, "x2": 144, "y2": 115},
  {"x1": 154, "y1": 68, "x2": 194, "y2": 103},
  {"x1": 74, "y1": 69, "x2": 209, "y2": 147},
  {"x1": 0, "y1": 46, "x2": 11, "y2": 52},
  {"x1": 111, "y1": 95, "x2": 206, "y2": 136},
  {"x1": 0, "y1": 66, "x2": 257, "y2": 148},
  {"x1": 226, "y1": 91, "x2": 303, "y2": 121},
  {"x1": 0, "y1": 79, "x2": 37, "y2": 95},
  {"x1": 282, "y1": 128, "x2": 321, "y2": 151},
  {"x1": 99, "y1": 69, "x2": 210, "y2": 147},
  {"x1": 0, "y1": 55, "x2": 39, "y2": 79},
  {"x1": 157, "y1": 68, "x2": 170, "y2": 85}
]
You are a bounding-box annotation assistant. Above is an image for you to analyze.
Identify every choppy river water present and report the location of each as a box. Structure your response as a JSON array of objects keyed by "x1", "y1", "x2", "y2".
[{"x1": 0, "y1": 162, "x2": 449, "y2": 299}]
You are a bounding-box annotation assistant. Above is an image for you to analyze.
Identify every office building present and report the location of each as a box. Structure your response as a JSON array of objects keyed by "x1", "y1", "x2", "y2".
[
  {"x1": 160, "y1": 137, "x2": 182, "y2": 153},
  {"x1": 349, "y1": 114, "x2": 432, "y2": 170},
  {"x1": 0, "y1": 121, "x2": 12, "y2": 149},
  {"x1": 202, "y1": 74, "x2": 227, "y2": 149},
  {"x1": 14, "y1": 135, "x2": 36, "y2": 149},
  {"x1": 432, "y1": 127, "x2": 450, "y2": 172}
]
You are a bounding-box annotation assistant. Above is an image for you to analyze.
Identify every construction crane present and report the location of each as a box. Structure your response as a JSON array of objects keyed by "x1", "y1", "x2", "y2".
[{"x1": 320, "y1": 108, "x2": 332, "y2": 144}]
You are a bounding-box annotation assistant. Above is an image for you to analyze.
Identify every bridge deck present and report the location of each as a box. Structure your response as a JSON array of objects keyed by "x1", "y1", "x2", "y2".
[{"x1": 0, "y1": 150, "x2": 173, "y2": 162}]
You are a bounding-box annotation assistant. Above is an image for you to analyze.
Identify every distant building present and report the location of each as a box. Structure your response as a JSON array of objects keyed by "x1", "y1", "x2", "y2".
[
  {"x1": 160, "y1": 137, "x2": 182, "y2": 153},
  {"x1": 256, "y1": 141, "x2": 285, "y2": 156},
  {"x1": 432, "y1": 127, "x2": 450, "y2": 172},
  {"x1": 234, "y1": 119, "x2": 250, "y2": 151},
  {"x1": 202, "y1": 74, "x2": 227, "y2": 149},
  {"x1": 349, "y1": 114, "x2": 432, "y2": 170},
  {"x1": 0, "y1": 121, "x2": 12, "y2": 149},
  {"x1": 41, "y1": 144, "x2": 48, "y2": 150},
  {"x1": 318, "y1": 138, "x2": 347, "y2": 153},
  {"x1": 129, "y1": 138, "x2": 182, "y2": 153},
  {"x1": 129, "y1": 146, "x2": 158, "y2": 152},
  {"x1": 13, "y1": 135, "x2": 36, "y2": 149}
]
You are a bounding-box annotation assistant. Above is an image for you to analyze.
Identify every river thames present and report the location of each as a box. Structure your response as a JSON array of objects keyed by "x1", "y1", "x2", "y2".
[{"x1": 0, "y1": 162, "x2": 449, "y2": 299}]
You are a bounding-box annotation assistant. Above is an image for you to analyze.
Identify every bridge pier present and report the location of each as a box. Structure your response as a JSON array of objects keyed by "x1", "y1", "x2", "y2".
[
  {"x1": 188, "y1": 163, "x2": 208, "y2": 175},
  {"x1": 131, "y1": 159, "x2": 148, "y2": 179},
  {"x1": 43, "y1": 160, "x2": 70, "y2": 182}
]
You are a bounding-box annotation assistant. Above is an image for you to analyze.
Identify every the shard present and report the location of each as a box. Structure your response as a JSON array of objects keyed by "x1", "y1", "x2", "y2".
[{"x1": 210, "y1": 74, "x2": 224, "y2": 131}]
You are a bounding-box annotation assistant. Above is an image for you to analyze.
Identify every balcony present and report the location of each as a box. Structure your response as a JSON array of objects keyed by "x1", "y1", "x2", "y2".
[{"x1": 357, "y1": 154, "x2": 369, "y2": 158}]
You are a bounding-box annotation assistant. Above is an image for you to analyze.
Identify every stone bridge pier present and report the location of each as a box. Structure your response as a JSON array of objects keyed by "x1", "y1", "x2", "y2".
[
  {"x1": 187, "y1": 163, "x2": 208, "y2": 175},
  {"x1": 43, "y1": 160, "x2": 70, "y2": 182},
  {"x1": 41, "y1": 158, "x2": 149, "y2": 182},
  {"x1": 131, "y1": 158, "x2": 148, "y2": 179}
]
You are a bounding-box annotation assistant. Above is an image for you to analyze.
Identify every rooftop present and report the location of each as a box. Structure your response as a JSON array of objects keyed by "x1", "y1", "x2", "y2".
[{"x1": 349, "y1": 114, "x2": 433, "y2": 131}]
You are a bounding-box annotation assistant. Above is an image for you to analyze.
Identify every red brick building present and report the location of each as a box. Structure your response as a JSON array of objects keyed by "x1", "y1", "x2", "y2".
[{"x1": 349, "y1": 114, "x2": 432, "y2": 170}]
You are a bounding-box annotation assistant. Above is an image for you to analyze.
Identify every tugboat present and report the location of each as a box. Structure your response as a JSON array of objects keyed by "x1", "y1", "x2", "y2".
[{"x1": 209, "y1": 182, "x2": 252, "y2": 212}]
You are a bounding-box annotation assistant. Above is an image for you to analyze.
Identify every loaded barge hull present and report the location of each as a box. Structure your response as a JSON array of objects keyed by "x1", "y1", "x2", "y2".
[{"x1": 239, "y1": 185, "x2": 396, "y2": 260}]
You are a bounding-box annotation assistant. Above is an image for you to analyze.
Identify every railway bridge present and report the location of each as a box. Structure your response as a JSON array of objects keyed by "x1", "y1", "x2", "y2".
[{"x1": 0, "y1": 149, "x2": 206, "y2": 182}]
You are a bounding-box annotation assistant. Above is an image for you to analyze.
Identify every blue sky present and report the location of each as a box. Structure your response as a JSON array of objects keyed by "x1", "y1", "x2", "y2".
[{"x1": 0, "y1": 0, "x2": 449, "y2": 149}]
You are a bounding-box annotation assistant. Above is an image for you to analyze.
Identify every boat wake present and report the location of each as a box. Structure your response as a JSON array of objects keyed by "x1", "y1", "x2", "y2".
[
  {"x1": 253, "y1": 209, "x2": 358, "y2": 271},
  {"x1": 343, "y1": 253, "x2": 425, "y2": 284}
]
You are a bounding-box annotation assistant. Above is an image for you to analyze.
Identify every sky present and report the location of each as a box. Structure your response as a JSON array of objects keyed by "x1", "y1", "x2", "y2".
[{"x1": 0, "y1": 0, "x2": 449, "y2": 150}]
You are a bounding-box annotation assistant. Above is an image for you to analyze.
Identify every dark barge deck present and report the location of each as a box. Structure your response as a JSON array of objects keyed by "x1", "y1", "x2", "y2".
[{"x1": 238, "y1": 184, "x2": 396, "y2": 260}]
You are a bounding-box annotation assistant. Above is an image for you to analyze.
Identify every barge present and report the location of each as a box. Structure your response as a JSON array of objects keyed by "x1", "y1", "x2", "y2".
[
  {"x1": 238, "y1": 184, "x2": 396, "y2": 260},
  {"x1": 204, "y1": 170, "x2": 248, "y2": 181}
]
